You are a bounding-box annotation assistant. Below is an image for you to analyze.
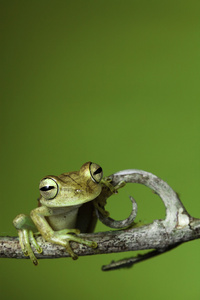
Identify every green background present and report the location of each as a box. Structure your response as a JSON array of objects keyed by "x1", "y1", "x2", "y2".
[{"x1": 1, "y1": 1, "x2": 200, "y2": 299}]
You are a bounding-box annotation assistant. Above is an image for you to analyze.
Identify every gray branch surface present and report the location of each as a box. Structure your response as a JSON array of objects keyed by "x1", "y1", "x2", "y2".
[{"x1": 1, "y1": 169, "x2": 200, "y2": 270}]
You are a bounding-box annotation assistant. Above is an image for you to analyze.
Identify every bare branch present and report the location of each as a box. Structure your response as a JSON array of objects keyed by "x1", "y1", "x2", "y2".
[{"x1": 1, "y1": 169, "x2": 200, "y2": 270}]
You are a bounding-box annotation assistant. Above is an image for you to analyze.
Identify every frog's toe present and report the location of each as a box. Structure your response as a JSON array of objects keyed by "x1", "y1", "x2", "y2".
[
  {"x1": 84, "y1": 239, "x2": 98, "y2": 249},
  {"x1": 71, "y1": 253, "x2": 78, "y2": 260},
  {"x1": 28, "y1": 250, "x2": 39, "y2": 265},
  {"x1": 20, "y1": 229, "x2": 39, "y2": 265},
  {"x1": 65, "y1": 241, "x2": 78, "y2": 260},
  {"x1": 69, "y1": 235, "x2": 98, "y2": 249},
  {"x1": 29, "y1": 231, "x2": 43, "y2": 254},
  {"x1": 22, "y1": 249, "x2": 29, "y2": 256},
  {"x1": 90, "y1": 241, "x2": 98, "y2": 249},
  {"x1": 32, "y1": 258, "x2": 39, "y2": 265}
]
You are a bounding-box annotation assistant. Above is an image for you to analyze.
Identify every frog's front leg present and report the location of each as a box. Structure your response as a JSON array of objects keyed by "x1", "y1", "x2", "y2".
[
  {"x1": 13, "y1": 214, "x2": 42, "y2": 265},
  {"x1": 101, "y1": 177, "x2": 126, "y2": 193},
  {"x1": 30, "y1": 206, "x2": 97, "y2": 261}
]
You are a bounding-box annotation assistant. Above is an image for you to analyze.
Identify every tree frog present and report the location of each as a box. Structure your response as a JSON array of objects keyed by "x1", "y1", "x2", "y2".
[{"x1": 13, "y1": 162, "x2": 103, "y2": 265}]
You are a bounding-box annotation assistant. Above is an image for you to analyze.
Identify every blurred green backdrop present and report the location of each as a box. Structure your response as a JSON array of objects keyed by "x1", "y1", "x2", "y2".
[{"x1": 1, "y1": 1, "x2": 200, "y2": 299}]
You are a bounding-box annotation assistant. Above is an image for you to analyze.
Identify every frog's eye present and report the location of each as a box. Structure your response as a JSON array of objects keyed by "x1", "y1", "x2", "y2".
[
  {"x1": 39, "y1": 178, "x2": 58, "y2": 200},
  {"x1": 90, "y1": 163, "x2": 103, "y2": 183}
]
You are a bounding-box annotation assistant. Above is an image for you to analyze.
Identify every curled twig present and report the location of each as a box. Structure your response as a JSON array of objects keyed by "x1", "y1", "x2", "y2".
[
  {"x1": 95, "y1": 195, "x2": 137, "y2": 228},
  {"x1": 1, "y1": 169, "x2": 200, "y2": 270}
]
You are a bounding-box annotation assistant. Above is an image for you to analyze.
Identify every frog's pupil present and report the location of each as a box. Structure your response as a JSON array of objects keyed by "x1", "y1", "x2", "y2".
[
  {"x1": 93, "y1": 167, "x2": 102, "y2": 175},
  {"x1": 40, "y1": 186, "x2": 55, "y2": 191}
]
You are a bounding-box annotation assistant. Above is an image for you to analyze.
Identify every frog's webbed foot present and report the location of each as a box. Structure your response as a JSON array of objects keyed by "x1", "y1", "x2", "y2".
[
  {"x1": 18, "y1": 229, "x2": 42, "y2": 265},
  {"x1": 18, "y1": 228, "x2": 97, "y2": 262},
  {"x1": 53, "y1": 229, "x2": 98, "y2": 260}
]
